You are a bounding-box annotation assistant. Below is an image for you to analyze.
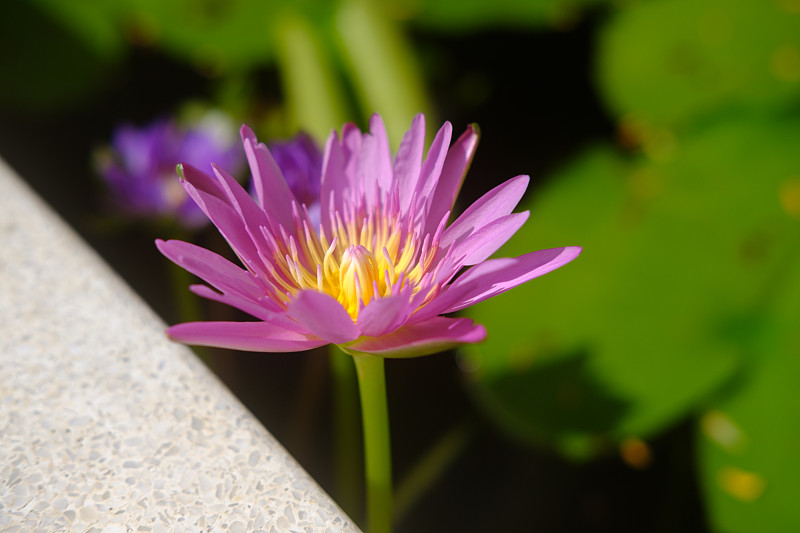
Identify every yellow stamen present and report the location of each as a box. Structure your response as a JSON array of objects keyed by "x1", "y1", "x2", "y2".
[{"x1": 262, "y1": 202, "x2": 440, "y2": 322}]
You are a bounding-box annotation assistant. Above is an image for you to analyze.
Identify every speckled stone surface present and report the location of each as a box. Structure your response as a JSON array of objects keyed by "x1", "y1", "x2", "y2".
[{"x1": 0, "y1": 158, "x2": 360, "y2": 532}]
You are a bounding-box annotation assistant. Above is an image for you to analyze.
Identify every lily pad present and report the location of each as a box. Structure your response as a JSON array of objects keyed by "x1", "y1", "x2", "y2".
[
  {"x1": 697, "y1": 258, "x2": 800, "y2": 532},
  {"x1": 596, "y1": 0, "x2": 800, "y2": 127},
  {"x1": 464, "y1": 114, "x2": 800, "y2": 459}
]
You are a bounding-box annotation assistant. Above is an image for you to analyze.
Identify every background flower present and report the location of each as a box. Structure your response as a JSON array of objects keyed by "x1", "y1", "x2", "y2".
[{"x1": 96, "y1": 110, "x2": 243, "y2": 228}]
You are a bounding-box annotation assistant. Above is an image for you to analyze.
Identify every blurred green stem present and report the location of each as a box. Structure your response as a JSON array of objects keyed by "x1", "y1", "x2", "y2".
[
  {"x1": 352, "y1": 354, "x2": 393, "y2": 533},
  {"x1": 394, "y1": 419, "x2": 474, "y2": 523},
  {"x1": 334, "y1": 0, "x2": 432, "y2": 146},
  {"x1": 167, "y1": 260, "x2": 202, "y2": 324},
  {"x1": 273, "y1": 10, "x2": 350, "y2": 143},
  {"x1": 330, "y1": 347, "x2": 362, "y2": 518}
]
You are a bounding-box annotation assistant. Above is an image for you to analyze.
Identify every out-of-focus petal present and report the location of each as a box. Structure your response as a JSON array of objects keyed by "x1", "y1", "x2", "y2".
[
  {"x1": 267, "y1": 133, "x2": 322, "y2": 209},
  {"x1": 287, "y1": 290, "x2": 361, "y2": 344},
  {"x1": 98, "y1": 114, "x2": 242, "y2": 229},
  {"x1": 356, "y1": 294, "x2": 412, "y2": 337},
  {"x1": 344, "y1": 317, "x2": 486, "y2": 358},
  {"x1": 167, "y1": 321, "x2": 326, "y2": 352}
]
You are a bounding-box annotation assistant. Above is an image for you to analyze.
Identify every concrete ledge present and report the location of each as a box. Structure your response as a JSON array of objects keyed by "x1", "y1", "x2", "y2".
[{"x1": 0, "y1": 158, "x2": 360, "y2": 532}]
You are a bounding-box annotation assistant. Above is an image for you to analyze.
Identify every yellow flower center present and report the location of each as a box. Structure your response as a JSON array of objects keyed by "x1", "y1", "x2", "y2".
[
  {"x1": 338, "y1": 245, "x2": 380, "y2": 316},
  {"x1": 264, "y1": 203, "x2": 440, "y2": 321}
]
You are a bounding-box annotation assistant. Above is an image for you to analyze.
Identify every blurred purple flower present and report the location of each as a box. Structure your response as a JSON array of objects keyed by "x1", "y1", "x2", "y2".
[
  {"x1": 157, "y1": 114, "x2": 581, "y2": 357},
  {"x1": 97, "y1": 112, "x2": 243, "y2": 228}
]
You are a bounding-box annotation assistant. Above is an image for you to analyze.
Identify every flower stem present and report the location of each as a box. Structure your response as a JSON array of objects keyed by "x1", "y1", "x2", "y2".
[
  {"x1": 330, "y1": 347, "x2": 361, "y2": 518},
  {"x1": 352, "y1": 354, "x2": 393, "y2": 533}
]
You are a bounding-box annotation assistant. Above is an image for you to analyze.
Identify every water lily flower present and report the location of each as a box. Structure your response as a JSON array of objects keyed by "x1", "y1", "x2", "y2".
[
  {"x1": 97, "y1": 111, "x2": 243, "y2": 228},
  {"x1": 157, "y1": 114, "x2": 581, "y2": 357}
]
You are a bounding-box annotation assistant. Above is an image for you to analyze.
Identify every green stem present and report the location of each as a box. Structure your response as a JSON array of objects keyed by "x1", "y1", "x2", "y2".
[
  {"x1": 167, "y1": 259, "x2": 203, "y2": 324},
  {"x1": 334, "y1": 0, "x2": 433, "y2": 147},
  {"x1": 330, "y1": 347, "x2": 362, "y2": 518},
  {"x1": 273, "y1": 10, "x2": 351, "y2": 143},
  {"x1": 352, "y1": 354, "x2": 393, "y2": 533},
  {"x1": 393, "y1": 419, "x2": 473, "y2": 524}
]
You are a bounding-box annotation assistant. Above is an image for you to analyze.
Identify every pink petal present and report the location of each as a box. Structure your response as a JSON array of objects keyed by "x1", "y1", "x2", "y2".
[
  {"x1": 180, "y1": 180, "x2": 265, "y2": 277},
  {"x1": 241, "y1": 125, "x2": 297, "y2": 231},
  {"x1": 321, "y1": 125, "x2": 361, "y2": 234},
  {"x1": 287, "y1": 290, "x2": 361, "y2": 344},
  {"x1": 436, "y1": 246, "x2": 583, "y2": 315},
  {"x1": 413, "y1": 121, "x2": 453, "y2": 219},
  {"x1": 440, "y1": 175, "x2": 529, "y2": 251},
  {"x1": 178, "y1": 163, "x2": 227, "y2": 202},
  {"x1": 320, "y1": 131, "x2": 347, "y2": 235},
  {"x1": 356, "y1": 294, "x2": 412, "y2": 337},
  {"x1": 359, "y1": 115, "x2": 394, "y2": 208},
  {"x1": 211, "y1": 163, "x2": 268, "y2": 229},
  {"x1": 395, "y1": 113, "x2": 426, "y2": 212},
  {"x1": 156, "y1": 239, "x2": 261, "y2": 296},
  {"x1": 189, "y1": 285, "x2": 278, "y2": 321},
  {"x1": 448, "y1": 211, "x2": 530, "y2": 267},
  {"x1": 342, "y1": 123, "x2": 363, "y2": 184},
  {"x1": 167, "y1": 321, "x2": 327, "y2": 352},
  {"x1": 424, "y1": 124, "x2": 479, "y2": 236},
  {"x1": 344, "y1": 317, "x2": 486, "y2": 358}
]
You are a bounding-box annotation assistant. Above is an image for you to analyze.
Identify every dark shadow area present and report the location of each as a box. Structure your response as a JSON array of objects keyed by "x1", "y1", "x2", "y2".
[{"x1": 478, "y1": 349, "x2": 630, "y2": 441}]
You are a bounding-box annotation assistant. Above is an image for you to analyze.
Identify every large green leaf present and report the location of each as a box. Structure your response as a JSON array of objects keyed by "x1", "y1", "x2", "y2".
[
  {"x1": 118, "y1": 0, "x2": 286, "y2": 72},
  {"x1": 596, "y1": 0, "x2": 800, "y2": 128},
  {"x1": 694, "y1": 129, "x2": 800, "y2": 531},
  {"x1": 464, "y1": 114, "x2": 800, "y2": 459},
  {"x1": 26, "y1": 0, "x2": 124, "y2": 60},
  {"x1": 697, "y1": 259, "x2": 800, "y2": 532},
  {"x1": 334, "y1": 0, "x2": 433, "y2": 147}
]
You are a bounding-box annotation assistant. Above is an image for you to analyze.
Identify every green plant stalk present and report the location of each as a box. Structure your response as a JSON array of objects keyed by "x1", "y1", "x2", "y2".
[
  {"x1": 334, "y1": 0, "x2": 433, "y2": 147},
  {"x1": 167, "y1": 259, "x2": 202, "y2": 324},
  {"x1": 330, "y1": 347, "x2": 362, "y2": 518},
  {"x1": 273, "y1": 10, "x2": 350, "y2": 143},
  {"x1": 352, "y1": 354, "x2": 393, "y2": 533},
  {"x1": 393, "y1": 419, "x2": 473, "y2": 523}
]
